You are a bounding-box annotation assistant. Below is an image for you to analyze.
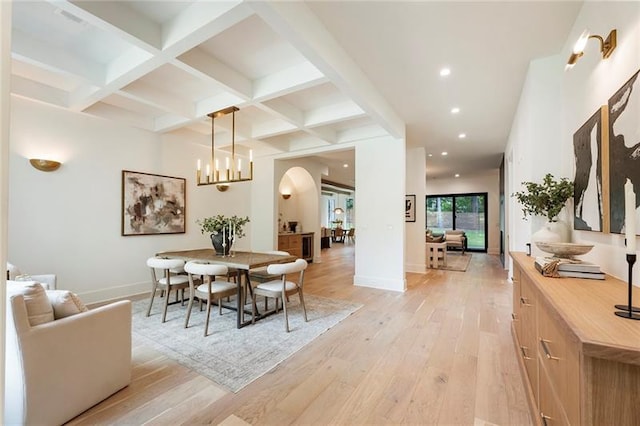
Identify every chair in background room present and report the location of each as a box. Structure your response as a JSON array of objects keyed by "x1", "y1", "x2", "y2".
[
  {"x1": 183, "y1": 261, "x2": 237, "y2": 336},
  {"x1": 251, "y1": 259, "x2": 308, "y2": 332},
  {"x1": 146, "y1": 257, "x2": 190, "y2": 323},
  {"x1": 333, "y1": 227, "x2": 345, "y2": 243},
  {"x1": 444, "y1": 229, "x2": 467, "y2": 254},
  {"x1": 346, "y1": 228, "x2": 355, "y2": 243}
]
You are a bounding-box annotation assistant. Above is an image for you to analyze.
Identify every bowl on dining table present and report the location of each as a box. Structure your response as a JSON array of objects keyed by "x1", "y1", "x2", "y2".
[{"x1": 534, "y1": 242, "x2": 594, "y2": 259}]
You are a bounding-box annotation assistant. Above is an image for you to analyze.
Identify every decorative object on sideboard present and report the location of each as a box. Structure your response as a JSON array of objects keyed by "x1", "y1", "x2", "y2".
[
  {"x1": 534, "y1": 242, "x2": 594, "y2": 260},
  {"x1": 614, "y1": 179, "x2": 640, "y2": 320},
  {"x1": 29, "y1": 158, "x2": 61, "y2": 172},
  {"x1": 566, "y1": 29, "x2": 617, "y2": 70},
  {"x1": 197, "y1": 215, "x2": 250, "y2": 256},
  {"x1": 196, "y1": 106, "x2": 253, "y2": 187},
  {"x1": 513, "y1": 173, "x2": 574, "y2": 243}
]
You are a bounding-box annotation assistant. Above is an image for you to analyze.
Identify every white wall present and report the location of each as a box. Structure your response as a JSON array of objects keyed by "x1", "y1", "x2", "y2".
[
  {"x1": 427, "y1": 170, "x2": 501, "y2": 255},
  {"x1": 354, "y1": 136, "x2": 406, "y2": 291},
  {"x1": 506, "y1": 2, "x2": 640, "y2": 281},
  {"x1": 1, "y1": 2, "x2": 12, "y2": 420},
  {"x1": 8, "y1": 98, "x2": 252, "y2": 303},
  {"x1": 406, "y1": 147, "x2": 426, "y2": 272}
]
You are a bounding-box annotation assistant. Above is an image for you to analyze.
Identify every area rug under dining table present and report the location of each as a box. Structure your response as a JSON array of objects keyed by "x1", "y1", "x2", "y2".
[{"x1": 131, "y1": 294, "x2": 362, "y2": 392}]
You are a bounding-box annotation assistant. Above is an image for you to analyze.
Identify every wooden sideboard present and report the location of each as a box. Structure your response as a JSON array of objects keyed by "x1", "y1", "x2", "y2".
[
  {"x1": 511, "y1": 252, "x2": 640, "y2": 425},
  {"x1": 278, "y1": 232, "x2": 314, "y2": 262}
]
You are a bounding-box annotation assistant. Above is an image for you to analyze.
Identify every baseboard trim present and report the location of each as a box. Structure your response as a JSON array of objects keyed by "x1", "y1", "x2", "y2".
[{"x1": 354, "y1": 275, "x2": 406, "y2": 292}]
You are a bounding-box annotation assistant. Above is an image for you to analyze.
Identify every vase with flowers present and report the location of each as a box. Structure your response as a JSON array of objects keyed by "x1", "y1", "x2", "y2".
[
  {"x1": 512, "y1": 173, "x2": 574, "y2": 244},
  {"x1": 197, "y1": 215, "x2": 250, "y2": 255}
]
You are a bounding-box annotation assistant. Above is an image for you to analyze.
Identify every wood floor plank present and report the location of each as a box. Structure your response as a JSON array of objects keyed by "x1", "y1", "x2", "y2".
[{"x1": 65, "y1": 246, "x2": 532, "y2": 426}]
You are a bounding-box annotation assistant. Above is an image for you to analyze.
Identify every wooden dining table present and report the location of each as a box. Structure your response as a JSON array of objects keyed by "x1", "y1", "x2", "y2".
[{"x1": 156, "y1": 248, "x2": 296, "y2": 328}]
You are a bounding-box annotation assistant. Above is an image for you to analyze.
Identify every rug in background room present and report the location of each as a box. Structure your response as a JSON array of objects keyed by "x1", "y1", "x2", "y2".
[
  {"x1": 438, "y1": 252, "x2": 472, "y2": 272},
  {"x1": 131, "y1": 294, "x2": 362, "y2": 392}
]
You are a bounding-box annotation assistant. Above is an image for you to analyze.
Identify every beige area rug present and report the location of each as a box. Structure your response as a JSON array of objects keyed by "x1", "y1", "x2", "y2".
[
  {"x1": 131, "y1": 294, "x2": 362, "y2": 392},
  {"x1": 431, "y1": 252, "x2": 472, "y2": 272}
]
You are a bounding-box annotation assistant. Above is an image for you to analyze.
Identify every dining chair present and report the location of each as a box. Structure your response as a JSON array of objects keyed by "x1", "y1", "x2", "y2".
[
  {"x1": 184, "y1": 261, "x2": 237, "y2": 336},
  {"x1": 251, "y1": 258, "x2": 308, "y2": 332},
  {"x1": 346, "y1": 228, "x2": 355, "y2": 243},
  {"x1": 248, "y1": 251, "x2": 291, "y2": 309},
  {"x1": 146, "y1": 257, "x2": 190, "y2": 323},
  {"x1": 333, "y1": 227, "x2": 345, "y2": 243}
]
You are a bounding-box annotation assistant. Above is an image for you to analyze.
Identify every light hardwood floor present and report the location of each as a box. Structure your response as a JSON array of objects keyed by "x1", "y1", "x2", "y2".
[{"x1": 67, "y1": 245, "x2": 532, "y2": 426}]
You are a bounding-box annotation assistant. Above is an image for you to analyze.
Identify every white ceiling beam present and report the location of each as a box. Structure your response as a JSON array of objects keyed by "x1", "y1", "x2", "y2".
[
  {"x1": 106, "y1": 47, "x2": 153, "y2": 84},
  {"x1": 84, "y1": 102, "x2": 155, "y2": 131},
  {"x1": 161, "y1": 1, "x2": 251, "y2": 53},
  {"x1": 304, "y1": 126, "x2": 336, "y2": 143},
  {"x1": 176, "y1": 48, "x2": 252, "y2": 99},
  {"x1": 67, "y1": 0, "x2": 161, "y2": 50},
  {"x1": 251, "y1": 119, "x2": 298, "y2": 139},
  {"x1": 195, "y1": 92, "x2": 248, "y2": 118},
  {"x1": 253, "y1": 61, "x2": 327, "y2": 101},
  {"x1": 337, "y1": 124, "x2": 388, "y2": 143},
  {"x1": 11, "y1": 75, "x2": 68, "y2": 107},
  {"x1": 304, "y1": 101, "x2": 365, "y2": 128},
  {"x1": 248, "y1": 1, "x2": 405, "y2": 139},
  {"x1": 260, "y1": 98, "x2": 303, "y2": 126},
  {"x1": 121, "y1": 81, "x2": 193, "y2": 119},
  {"x1": 154, "y1": 114, "x2": 191, "y2": 133},
  {"x1": 12, "y1": 29, "x2": 104, "y2": 85}
]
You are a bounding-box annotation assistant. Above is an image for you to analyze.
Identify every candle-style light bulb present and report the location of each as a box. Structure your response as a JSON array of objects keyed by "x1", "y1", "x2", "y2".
[{"x1": 197, "y1": 159, "x2": 201, "y2": 171}]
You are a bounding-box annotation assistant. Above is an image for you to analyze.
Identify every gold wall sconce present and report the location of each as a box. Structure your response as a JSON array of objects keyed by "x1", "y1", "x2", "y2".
[
  {"x1": 29, "y1": 158, "x2": 61, "y2": 172},
  {"x1": 566, "y1": 29, "x2": 617, "y2": 69},
  {"x1": 216, "y1": 184, "x2": 229, "y2": 192},
  {"x1": 281, "y1": 192, "x2": 291, "y2": 200}
]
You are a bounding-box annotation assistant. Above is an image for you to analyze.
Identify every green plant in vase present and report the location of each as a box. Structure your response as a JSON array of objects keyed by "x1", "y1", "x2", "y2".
[
  {"x1": 512, "y1": 173, "x2": 574, "y2": 243},
  {"x1": 197, "y1": 215, "x2": 250, "y2": 255}
]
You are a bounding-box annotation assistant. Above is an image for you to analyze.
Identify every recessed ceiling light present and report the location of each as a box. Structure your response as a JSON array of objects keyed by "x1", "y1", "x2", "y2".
[
  {"x1": 428, "y1": 153, "x2": 433, "y2": 157},
  {"x1": 441, "y1": 151, "x2": 448, "y2": 156},
  {"x1": 458, "y1": 133, "x2": 467, "y2": 139},
  {"x1": 343, "y1": 163, "x2": 349, "y2": 168},
  {"x1": 440, "y1": 67, "x2": 451, "y2": 77},
  {"x1": 455, "y1": 173, "x2": 460, "y2": 178},
  {"x1": 451, "y1": 107, "x2": 460, "y2": 114}
]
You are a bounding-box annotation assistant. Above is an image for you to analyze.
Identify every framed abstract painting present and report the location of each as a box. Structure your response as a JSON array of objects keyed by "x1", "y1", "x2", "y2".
[
  {"x1": 573, "y1": 105, "x2": 609, "y2": 232},
  {"x1": 608, "y1": 69, "x2": 640, "y2": 234},
  {"x1": 121, "y1": 170, "x2": 186, "y2": 236}
]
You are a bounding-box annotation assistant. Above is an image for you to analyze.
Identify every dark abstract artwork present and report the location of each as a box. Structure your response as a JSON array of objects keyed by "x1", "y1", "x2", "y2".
[
  {"x1": 609, "y1": 69, "x2": 640, "y2": 234},
  {"x1": 574, "y1": 107, "x2": 607, "y2": 232},
  {"x1": 122, "y1": 170, "x2": 186, "y2": 236}
]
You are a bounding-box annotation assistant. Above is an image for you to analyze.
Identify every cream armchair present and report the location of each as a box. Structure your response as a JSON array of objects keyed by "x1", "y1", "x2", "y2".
[{"x1": 5, "y1": 283, "x2": 132, "y2": 425}]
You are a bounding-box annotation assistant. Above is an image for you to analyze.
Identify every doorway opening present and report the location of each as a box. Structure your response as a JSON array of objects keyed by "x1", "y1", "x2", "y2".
[{"x1": 426, "y1": 192, "x2": 488, "y2": 252}]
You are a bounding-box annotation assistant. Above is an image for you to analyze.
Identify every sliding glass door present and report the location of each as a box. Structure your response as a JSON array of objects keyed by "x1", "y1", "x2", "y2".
[{"x1": 426, "y1": 193, "x2": 487, "y2": 252}]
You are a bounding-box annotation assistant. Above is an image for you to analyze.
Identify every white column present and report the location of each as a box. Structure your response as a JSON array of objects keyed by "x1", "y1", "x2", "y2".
[{"x1": 0, "y1": 1, "x2": 12, "y2": 422}]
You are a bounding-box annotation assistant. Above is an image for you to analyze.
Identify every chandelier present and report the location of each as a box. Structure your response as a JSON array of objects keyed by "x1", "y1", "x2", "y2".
[{"x1": 196, "y1": 106, "x2": 253, "y2": 186}]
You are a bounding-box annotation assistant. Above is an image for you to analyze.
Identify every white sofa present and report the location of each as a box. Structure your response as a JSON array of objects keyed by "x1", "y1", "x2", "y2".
[
  {"x1": 6, "y1": 262, "x2": 57, "y2": 290},
  {"x1": 5, "y1": 282, "x2": 132, "y2": 425}
]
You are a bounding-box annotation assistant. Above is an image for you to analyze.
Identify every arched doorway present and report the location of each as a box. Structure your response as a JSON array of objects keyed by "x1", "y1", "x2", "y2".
[{"x1": 277, "y1": 167, "x2": 320, "y2": 262}]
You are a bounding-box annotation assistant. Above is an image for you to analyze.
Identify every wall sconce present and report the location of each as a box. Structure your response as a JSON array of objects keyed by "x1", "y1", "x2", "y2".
[
  {"x1": 566, "y1": 29, "x2": 617, "y2": 69},
  {"x1": 29, "y1": 158, "x2": 61, "y2": 172},
  {"x1": 216, "y1": 184, "x2": 229, "y2": 192},
  {"x1": 281, "y1": 193, "x2": 291, "y2": 200}
]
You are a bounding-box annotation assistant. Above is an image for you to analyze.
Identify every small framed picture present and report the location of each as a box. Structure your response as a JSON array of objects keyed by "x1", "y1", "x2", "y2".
[{"x1": 405, "y1": 194, "x2": 416, "y2": 222}]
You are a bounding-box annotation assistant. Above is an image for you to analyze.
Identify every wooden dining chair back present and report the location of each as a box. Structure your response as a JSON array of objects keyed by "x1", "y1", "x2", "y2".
[
  {"x1": 184, "y1": 261, "x2": 237, "y2": 336},
  {"x1": 251, "y1": 259, "x2": 308, "y2": 332},
  {"x1": 346, "y1": 228, "x2": 355, "y2": 243},
  {"x1": 146, "y1": 257, "x2": 190, "y2": 323}
]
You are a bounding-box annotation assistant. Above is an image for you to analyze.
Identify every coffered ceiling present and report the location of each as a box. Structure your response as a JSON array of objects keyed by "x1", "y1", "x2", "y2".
[{"x1": 10, "y1": 1, "x2": 582, "y2": 184}]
